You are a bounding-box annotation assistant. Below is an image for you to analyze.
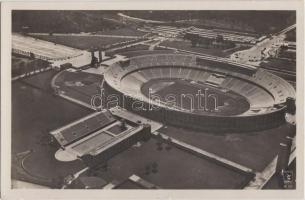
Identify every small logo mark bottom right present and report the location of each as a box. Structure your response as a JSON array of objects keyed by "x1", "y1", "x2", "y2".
[{"x1": 282, "y1": 170, "x2": 295, "y2": 189}]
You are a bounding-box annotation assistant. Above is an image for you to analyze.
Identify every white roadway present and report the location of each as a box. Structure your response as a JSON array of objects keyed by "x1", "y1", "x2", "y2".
[
  {"x1": 229, "y1": 24, "x2": 296, "y2": 66},
  {"x1": 117, "y1": 12, "x2": 167, "y2": 24}
]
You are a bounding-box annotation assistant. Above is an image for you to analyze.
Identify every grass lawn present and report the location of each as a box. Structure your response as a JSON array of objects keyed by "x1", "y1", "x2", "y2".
[
  {"x1": 160, "y1": 40, "x2": 247, "y2": 57},
  {"x1": 12, "y1": 71, "x2": 92, "y2": 186},
  {"x1": 12, "y1": 55, "x2": 50, "y2": 77},
  {"x1": 34, "y1": 35, "x2": 134, "y2": 50},
  {"x1": 260, "y1": 58, "x2": 296, "y2": 73},
  {"x1": 54, "y1": 71, "x2": 102, "y2": 106},
  {"x1": 89, "y1": 138, "x2": 250, "y2": 189},
  {"x1": 112, "y1": 44, "x2": 149, "y2": 54},
  {"x1": 159, "y1": 124, "x2": 292, "y2": 172},
  {"x1": 97, "y1": 27, "x2": 147, "y2": 37},
  {"x1": 118, "y1": 49, "x2": 175, "y2": 57}
]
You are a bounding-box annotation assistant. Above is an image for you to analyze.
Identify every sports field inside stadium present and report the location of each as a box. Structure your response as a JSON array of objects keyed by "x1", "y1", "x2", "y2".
[{"x1": 141, "y1": 78, "x2": 250, "y2": 116}]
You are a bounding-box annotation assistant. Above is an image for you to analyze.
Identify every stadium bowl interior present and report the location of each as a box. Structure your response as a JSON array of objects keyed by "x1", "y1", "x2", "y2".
[{"x1": 103, "y1": 54, "x2": 295, "y2": 132}]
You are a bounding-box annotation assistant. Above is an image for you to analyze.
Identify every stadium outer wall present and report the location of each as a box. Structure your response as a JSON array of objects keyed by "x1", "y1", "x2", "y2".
[{"x1": 103, "y1": 81, "x2": 287, "y2": 133}]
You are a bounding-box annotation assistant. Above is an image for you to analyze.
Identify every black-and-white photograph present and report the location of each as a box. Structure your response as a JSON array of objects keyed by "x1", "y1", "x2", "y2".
[{"x1": 2, "y1": 2, "x2": 303, "y2": 197}]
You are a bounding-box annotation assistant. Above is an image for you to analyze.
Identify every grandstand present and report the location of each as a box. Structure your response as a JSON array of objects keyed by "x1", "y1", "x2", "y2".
[
  {"x1": 149, "y1": 26, "x2": 187, "y2": 37},
  {"x1": 50, "y1": 110, "x2": 151, "y2": 165},
  {"x1": 50, "y1": 111, "x2": 116, "y2": 147},
  {"x1": 143, "y1": 25, "x2": 258, "y2": 43},
  {"x1": 185, "y1": 27, "x2": 257, "y2": 43},
  {"x1": 103, "y1": 53, "x2": 295, "y2": 132}
]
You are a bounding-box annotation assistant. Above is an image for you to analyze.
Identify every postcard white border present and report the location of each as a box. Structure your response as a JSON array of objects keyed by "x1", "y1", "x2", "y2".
[{"x1": 1, "y1": 1, "x2": 304, "y2": 199}]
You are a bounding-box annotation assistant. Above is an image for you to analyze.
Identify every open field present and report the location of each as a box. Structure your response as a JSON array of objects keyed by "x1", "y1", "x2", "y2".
[
  {"x1": 284, "y1": 29, "x2": 296, "y2": 42},
  {"x1": 111, "y1": 44, "x2": 150, "y2": 54},
  {"x1": 160, "y1": 40, "x2": 249, "y2": 57},
  {"x1": 260, "y1": 58, "x2": 296, "y2": 72},
  {"x1": 87, "y1": 138, "x2": 251, "y2": 189},
  {"x1": 12, "y1": 55, "x2": 50, "y2": 77},
  {"x1": 54, "y1": 71, "x2": 103, "y2": 106},
  {"x1": 117, "y1": 49, "x2": 175, "y2": 57},
  {"x1": 12, "y1": 10, "x2": 125, "y2": 33},
  {"x1": 259, "y1": 58, "x2": 296, "y2": 84},
  {"x1": 12, "y1": 71, "x2": 93, "y2": 187},
  {"x1": 142, "y1": 78, "x2": 250, "y2": 116},
  {"x1": 122, "y1": 11, "x2": 295, "y2": 34},
  {"x1": 158, "y1": 124, "x2": 291, "y2": 172},
  {"x1": 33, "y1": 35, "x2": 135, "y2": 50},
  {"x1": 97, "y1": 27, "x2": 147, "y2": 37}
]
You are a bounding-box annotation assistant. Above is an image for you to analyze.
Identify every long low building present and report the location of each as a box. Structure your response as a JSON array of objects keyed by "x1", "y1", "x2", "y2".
[
  {"x1": 12, "y1": 33, "x2": 83, "y2": 61},
  {"x1": 12, "y1": 33, "x2": 109, "y2": 69}
]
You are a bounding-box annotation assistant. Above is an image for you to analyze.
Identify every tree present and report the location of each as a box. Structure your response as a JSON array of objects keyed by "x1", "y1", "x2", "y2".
[
  {"x1": 52, "y1": 175, "x2": 65, "y2": 188},
  {"x1": 30, "y1": 52, "x2": 35, "y2": 59},
  {"x1": 152, "y1": 162, "x2": 158, "y2": 169},
  {"x1": 145, "y1": 165, "x2": 151, "y2": 175},
  {"x1": 187, "y1": 33, "x2": 200, "y2": 47},
  {"x1": 157, "y1": 145, "x2": 163, "y2": 151},
  {"x1": 215, "y1": 34, "x2": 224, "y2": 43},
  {"x1": 156, "y1": 134, "x2": 163, "y2": 150},
  {"x1": 19, "y1": 61, "x2": 25, "y2": 76},
  {"x1": 151, "y1": 162, "x2": 158, "y2": 173},
  {"x1": 102, "y1": 163, "x2": 108, "y2": 172},
  {"x1": 165, "y1": 138, "x2": 173, "y2": 151}
]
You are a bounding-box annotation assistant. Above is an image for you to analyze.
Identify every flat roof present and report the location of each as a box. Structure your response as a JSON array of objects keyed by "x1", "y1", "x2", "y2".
[{"x1": 12, "y1": 33, "x2": 82, "y2": 60}]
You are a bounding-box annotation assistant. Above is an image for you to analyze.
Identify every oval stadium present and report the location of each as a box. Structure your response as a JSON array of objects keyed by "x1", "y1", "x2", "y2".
[{"x1": 103, "y1": 53, "x2": 295, "y2": 132}]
